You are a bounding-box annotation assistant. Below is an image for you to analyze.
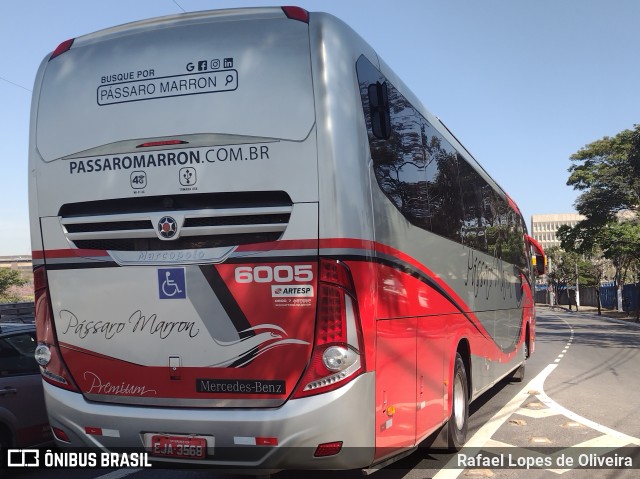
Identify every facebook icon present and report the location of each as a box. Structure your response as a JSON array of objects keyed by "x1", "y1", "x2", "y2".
[{"x1": 158, "y1": 268, "x2": 187, "y2": 299}]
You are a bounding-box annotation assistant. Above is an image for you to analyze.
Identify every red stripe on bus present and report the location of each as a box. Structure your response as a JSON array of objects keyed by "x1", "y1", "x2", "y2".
[{"x1": 505, "y1": 192, "x2": 522, "y2": 216}]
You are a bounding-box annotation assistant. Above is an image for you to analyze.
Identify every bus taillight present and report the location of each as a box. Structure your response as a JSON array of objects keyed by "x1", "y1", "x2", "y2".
[
  {"x1": 136, "y1": 139, "x2": 188, "y2": 148},
  {"x1": 33, "y1": 266, "x2": 80, "y2": 392},
  {"x1": 281, "y1": 6, "x2": 309, "y2": 23},
  {"x1": 49, "y1": 38, "x2": 74, "y2": 61},
  {"x1": 292, "y1": 259, "x2": 365, "y2": 398}
]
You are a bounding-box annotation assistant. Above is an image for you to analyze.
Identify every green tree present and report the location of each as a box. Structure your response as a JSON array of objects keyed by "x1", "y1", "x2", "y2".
[
  {"x1": 558, "y1": 221, "x2": 640, "y2": 287},
  {"x1": 0, "y1": 268, "x2": 27, "y2": 302},
  {"x1": 578, "y1": 252, "x2": 609, "y2": 315},
  {"x1": 567, "y1": 125, "x2": 640, "y2": 221},
  {"x1": 546, "y1": 246, "x2": 600, "y2": 311},
  {"x1": 598, "y1": 222, "x2": 640, "y2": 286},
  {"x1": 560, "y1": 125, "x2": 640, "y2": 310},
  {"x1": 546, "y1": 247, "x2": 579, "y2": 310}
]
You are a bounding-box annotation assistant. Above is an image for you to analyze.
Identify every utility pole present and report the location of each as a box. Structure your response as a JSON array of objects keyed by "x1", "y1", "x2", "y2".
[
  {"x1": 547, "y1": 256, "x2": 555, "y2": 306},
  {"x1": 575, "y1": 261, "x2": 580, "y2": 311},
  {"x1": 636, "y1": 272, "x2": 640, "y2": 322}
]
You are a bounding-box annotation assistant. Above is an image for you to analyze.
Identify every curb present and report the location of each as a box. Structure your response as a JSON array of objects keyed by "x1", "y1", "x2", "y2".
[{"x1": 537, "y1": 304, "x2": 640, "y2": 329}]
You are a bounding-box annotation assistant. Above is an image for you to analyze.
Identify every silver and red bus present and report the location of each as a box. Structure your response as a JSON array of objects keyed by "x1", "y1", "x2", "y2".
[{"x1": 29, "y1": 6, "x2": 544, "y2": 470}]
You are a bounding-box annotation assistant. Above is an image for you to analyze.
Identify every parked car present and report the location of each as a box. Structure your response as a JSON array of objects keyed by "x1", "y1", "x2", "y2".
[{"x1": 0, "y1": 322, "x2": 52, "y2": 450}]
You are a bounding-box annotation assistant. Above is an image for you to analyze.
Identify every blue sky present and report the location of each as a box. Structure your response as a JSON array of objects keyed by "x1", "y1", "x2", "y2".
[{"x1": 1, "y1": 0, "x2": 638, "y2": 255}]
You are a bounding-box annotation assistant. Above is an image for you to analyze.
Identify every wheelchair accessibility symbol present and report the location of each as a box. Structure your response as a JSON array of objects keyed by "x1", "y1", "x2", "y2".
[{"x1": 158, "y1": 268, "x2": 187, "y2": 299}]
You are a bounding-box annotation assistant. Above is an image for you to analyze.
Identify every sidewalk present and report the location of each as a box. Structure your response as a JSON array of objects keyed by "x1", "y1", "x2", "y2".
[{"x1": 537, "y1": 303, "x2": 640, "y2": 327}]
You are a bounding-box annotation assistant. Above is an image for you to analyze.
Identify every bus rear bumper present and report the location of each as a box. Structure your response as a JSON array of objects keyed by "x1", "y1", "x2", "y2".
[{"x1": 43, "y1": 372, "x2": 376, "y2": 470}]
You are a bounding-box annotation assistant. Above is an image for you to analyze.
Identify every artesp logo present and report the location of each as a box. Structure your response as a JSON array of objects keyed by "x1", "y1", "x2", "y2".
[{"x1": 271, "y1": 285, "x2": 314, "y2": 298}]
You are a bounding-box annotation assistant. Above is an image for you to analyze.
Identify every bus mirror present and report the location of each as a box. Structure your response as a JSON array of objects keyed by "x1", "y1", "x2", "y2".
[
  {"x1": 525, "y1": 234, "x2": 545, "y2": 276},
  {"x1": 368, "y1": 82, "x2": 391, "y2": 139},
  {"x1": 534, "y1": 254, "x2": 546, "y2": 275}
]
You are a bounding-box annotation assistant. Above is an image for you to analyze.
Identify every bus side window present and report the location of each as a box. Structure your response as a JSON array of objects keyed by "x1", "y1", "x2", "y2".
[
  {"x1": 368, "y1": 82, "x2": 391, "y2": 140},
  {"x1": 357, "y1": 55, "x2": 430, "y2": 232},
  {"x1": 486, "y1": 190, "x2": 509, "y2": 260},
  {"x1": 426, "y1": 131, "x2": 464, "y2": 243},
  {"x1": 457, "y1": 154, "x2": 487, "y2": 250}
]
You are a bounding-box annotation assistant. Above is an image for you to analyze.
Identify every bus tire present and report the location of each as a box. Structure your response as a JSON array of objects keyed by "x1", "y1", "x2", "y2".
[
  {"x1": 511, "y1": 340, "x2": 528, "y2": 383},
  {"x1": 447, "y1": 353, "x2": 469, "y2": 451}
]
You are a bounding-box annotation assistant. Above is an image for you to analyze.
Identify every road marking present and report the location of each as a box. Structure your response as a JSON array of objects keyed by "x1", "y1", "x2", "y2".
[
  {"x1": 431, "y1": 364, "x2": 558, "y2": 479},
  {"x1": 432, "y1": 353, "x2": 640, "y2": 478},
  {"x1": 516, "y1": 405, "x2": 560, "y2": 419},
  {"x1": 537, "y1": 382, "x2": 640, "y2": 446},
  {"x1": 95, "y1": 469, "x2": 142, "y2": 479}
]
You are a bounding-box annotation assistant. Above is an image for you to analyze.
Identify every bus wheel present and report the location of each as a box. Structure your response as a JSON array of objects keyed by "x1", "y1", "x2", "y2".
[
  {"x1": 512, "y1": 341, "x2": 527, "y2": 383},
  {"x1": 447, "y1": 353, "x2": 469, "y2": 450}
]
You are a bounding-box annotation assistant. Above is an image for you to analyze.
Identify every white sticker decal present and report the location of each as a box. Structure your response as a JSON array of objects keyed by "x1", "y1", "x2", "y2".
[
  {"x1": 97, "y1": 70, "x2": 238, "y2": 105},
  {"x1": 271, "y1": 285, "x2": 314, "y2": 298}
]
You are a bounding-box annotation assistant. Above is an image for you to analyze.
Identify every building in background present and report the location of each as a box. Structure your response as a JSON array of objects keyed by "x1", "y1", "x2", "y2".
[
  {"x1": 0, "y1": 256, "x2": 32, "y2": 276},
  {"x1": 530, "y1": 213, "x2": 585, "y2": 251}
]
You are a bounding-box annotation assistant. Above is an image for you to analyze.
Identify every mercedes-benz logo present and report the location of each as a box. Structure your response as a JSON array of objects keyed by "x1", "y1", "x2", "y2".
[{"x1": 158, "y1": 216, "x2": 178, "y2": 239}]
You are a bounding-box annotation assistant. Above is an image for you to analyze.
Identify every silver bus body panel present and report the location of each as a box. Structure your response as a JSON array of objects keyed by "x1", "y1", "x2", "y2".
[
  {"x1": 33, "y1": 135, "x2": 318, "y2": 218},
  {"x1": 30, "y1": 9, "x2": 381, "y2": 469},
  {"x1": 44, "y1": 373, "x2": 376, "y2": 469},
  {"x1": 310, "y1": 14, "x2": 378, "y2": 249},
  {"x1": 363, "y1": 57, "x2": 529, "y2": 399},
  {"x1": 36, "y1": 11, "x2": 315, "y2": 162}
]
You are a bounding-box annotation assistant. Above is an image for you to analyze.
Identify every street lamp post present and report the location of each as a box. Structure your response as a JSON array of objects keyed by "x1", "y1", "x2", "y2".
[
  {"x1": 636, "y1": 273, "x2": 640, "y2": 322},
  {"x1": 575, "y1": 262, "x2": 580, "y2": 312}
]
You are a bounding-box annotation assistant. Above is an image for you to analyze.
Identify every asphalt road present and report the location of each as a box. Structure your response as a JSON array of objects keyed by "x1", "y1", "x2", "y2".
[{"x1": 6, "y1": 307, "x2": 640, "y2": 479}]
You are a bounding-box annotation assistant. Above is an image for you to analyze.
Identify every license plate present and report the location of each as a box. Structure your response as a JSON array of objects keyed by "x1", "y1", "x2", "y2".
[{"x1": 150, "y1": 435, "x2": 208, "y2": 459}]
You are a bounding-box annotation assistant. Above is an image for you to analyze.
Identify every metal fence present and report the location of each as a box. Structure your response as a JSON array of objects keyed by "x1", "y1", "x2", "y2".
[
  {"x1": 0, "y1": 301, "x2": 35, "y2": 322},
  {"x1": 535, "y1": 283, "x2": 639, "y2": 312}
]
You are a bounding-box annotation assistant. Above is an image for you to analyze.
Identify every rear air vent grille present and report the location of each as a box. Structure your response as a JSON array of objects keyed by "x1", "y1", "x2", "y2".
[
  {"x1": 64, "y1": 220, "x2": 153, "y2": 233},
  {"x1": 59, "y1": 192, "x2": 292, "y2": 252},
  {"x1": 71, "y1": 233, "x2": 282, "y2": 252},
  {"x1": 183, "y1": 214, "x2": 290, "y2": 228},
  {"x1": 58, "y1": 191, "x2": 292, "y2": 217}
]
